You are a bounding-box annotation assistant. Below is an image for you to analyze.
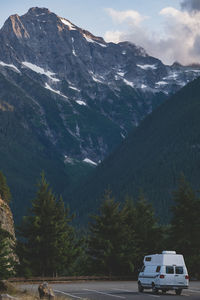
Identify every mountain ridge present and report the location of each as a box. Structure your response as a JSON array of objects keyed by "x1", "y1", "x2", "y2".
[
  {"x1": 73, "y1": 76, "x2": 200, "y2": 223},
  {"x1": 0, "y1": 7, "x2": 200, "y2": 222},
  {"x1": 1, "y1": 7, "x2": 200, "y2": 163}
]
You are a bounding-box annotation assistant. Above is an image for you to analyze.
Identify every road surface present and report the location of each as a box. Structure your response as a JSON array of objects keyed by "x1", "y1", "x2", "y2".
[{"x1": 20, "y1": 281, "x2": 200, "y2": 299}]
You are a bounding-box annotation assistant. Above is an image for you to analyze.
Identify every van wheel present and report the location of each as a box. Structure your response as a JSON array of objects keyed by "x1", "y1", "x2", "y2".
[
  {"x1": 152, "y1": 283, "x2": 158, "y2": 294},
  {"x1": 162, "y1": 289, "x2": 167, "y2": 294},
  {"x1": 138, "y1": 282, "x2": 144, "y2": 292},
  {"x1": 175, "y1": 289, "x2": 182, "y2": 295}
]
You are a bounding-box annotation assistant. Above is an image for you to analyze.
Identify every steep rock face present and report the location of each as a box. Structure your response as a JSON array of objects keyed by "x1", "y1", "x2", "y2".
[
  {"x1": 0, "y1": 7, "x2": 200, "y2": 164},
  {"x1": 0, "y1": 198, "x2": 15, "y2": 238}
]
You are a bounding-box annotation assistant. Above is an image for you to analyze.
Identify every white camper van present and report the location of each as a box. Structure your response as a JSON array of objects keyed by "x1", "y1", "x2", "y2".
[{"x1": 138, "y1": 251, "x2": 189, "y2": 295}]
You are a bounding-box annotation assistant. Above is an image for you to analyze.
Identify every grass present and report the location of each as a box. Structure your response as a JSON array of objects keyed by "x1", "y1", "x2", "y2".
[
  {"x1": 12, "y1": 289, "x2": 72, "y2": 299},
  {"x1": 0, "y1": 281, "x2": 72, "y2": 299}
]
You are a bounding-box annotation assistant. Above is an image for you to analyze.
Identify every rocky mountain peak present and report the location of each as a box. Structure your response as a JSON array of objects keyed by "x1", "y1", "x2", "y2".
[
  {"x1": 1, "y1": 13, "x2": 29, "y2": 39},
  {"x1": 0, "y1": 6, "x2": 200, "y2": 166},
  {"x1": 27, "y1": 7, "x2": 51, "y2": 16},
  {"x1": 1, "y1": 7, "x2": 62, "y2": 38}
]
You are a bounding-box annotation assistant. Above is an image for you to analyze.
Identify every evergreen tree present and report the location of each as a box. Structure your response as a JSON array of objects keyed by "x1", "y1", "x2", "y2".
[
  {"x1": 123, "y1": 193, "x2": 162, "y2": 274},
  {"x1": 170, "y1": 175, "x2": 200, "y2": 276},
  {"x1": 0, "y1": 171, "x2": 11, "y2": 204},
  {"x1": 120, "y1": 197, "x2": 138, "y2": 274},
  {"x1": 0, "y1": 226, "x2": 16, "y2": 279},
  {"x1": 18, "y1": 173, "x2": 77, "y2": 276},
  {"x1": 88, "y1": 190, "x2": 128, "y2": 276}
]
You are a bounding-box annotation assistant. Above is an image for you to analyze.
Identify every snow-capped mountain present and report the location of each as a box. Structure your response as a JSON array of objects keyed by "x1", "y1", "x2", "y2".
[{"x1": 0, "y1": 7, "x2": 200, "y2": 165}]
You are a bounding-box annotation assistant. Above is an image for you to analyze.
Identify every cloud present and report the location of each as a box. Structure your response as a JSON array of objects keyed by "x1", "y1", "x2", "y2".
[
  {"x1": 104, "y1": 7, "x2": 200, "y2": 65},
  {"x1": 105, "y1": 8, "x2": 147, "y2": 26},
  {"x1": 181, "y1": 0, "x2": 200, "y2": 12},
  {"x1": 104, "y1": 30, "x2": 122, "y2": 44}
]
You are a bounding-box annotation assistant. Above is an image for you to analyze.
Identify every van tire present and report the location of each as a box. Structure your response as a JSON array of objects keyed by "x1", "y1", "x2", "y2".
[
  {"x1": 175, "y1": 289, "x2": 182, "y2": 295},
  {"x1": 138, "y1": 282, "x2": 144, "y2": 292},
  {"x1": 152, "y1": 283, "x2": 158, "y2": 294}
]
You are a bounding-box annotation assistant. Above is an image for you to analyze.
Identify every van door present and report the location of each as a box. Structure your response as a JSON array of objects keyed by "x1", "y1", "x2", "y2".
[
  {"x1": 174, "y1": 266, "x2": 187, "y2": 287},
  {"x1": 164, "y1": 266, "x2": 175, "y2": 286}
]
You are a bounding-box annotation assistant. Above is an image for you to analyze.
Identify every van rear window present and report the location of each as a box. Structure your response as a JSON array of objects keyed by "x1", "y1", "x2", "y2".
[
  {"x1": 145, "y1": 257, "x2": 151, "y2": 262},
  {"x1": 176, "y1": 266, "x2": 184, "y2": 274},
  {"x1": 166, "y1": 266, "x2": 174, "y2": 274}
]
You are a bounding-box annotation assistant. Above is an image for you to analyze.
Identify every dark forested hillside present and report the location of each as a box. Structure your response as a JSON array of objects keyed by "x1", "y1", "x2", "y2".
[{"x1": 73, "y1": 77, "x2": 200, "y2": 223}]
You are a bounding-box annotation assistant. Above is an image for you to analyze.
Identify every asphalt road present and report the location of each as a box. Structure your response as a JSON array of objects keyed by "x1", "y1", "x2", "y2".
[{"x1": 20, "y1": 281, "x2": 200, "y2": 299}]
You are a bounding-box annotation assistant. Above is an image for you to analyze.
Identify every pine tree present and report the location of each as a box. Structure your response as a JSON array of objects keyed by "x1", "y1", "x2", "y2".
[
  {"x1": 170, "y1": 175, "x2": 200, "y2": 276},
  {"x1": 0, "y1": 171, "x2": 11, "y2": 204},
  {"x1": 18, "y1": 173, "x2": 77, "y2": 276},
  {"x1": 88, "y1": 190, "x2": 128, "y2": 276},
  {"x1": 120, "y1": 197, "x2": 138, "y2": 274},
  {"x1": 123, "y1": 193, "x2": 162, "y2": 274},
  {"x1": 0, "y1": 227, "x2": 16, "y2": 279}
]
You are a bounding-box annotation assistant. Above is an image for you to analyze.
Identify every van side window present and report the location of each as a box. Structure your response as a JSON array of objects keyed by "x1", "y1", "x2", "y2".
[
  {"x1": 175, "y1": 266, "x2": 184, "y2": 274},
  {"x1": 166, "y1": 266, "x2": 174, "y2": 274},
  {"x1": 156, "y1": 266, "x2": 161, "y2": 272}
]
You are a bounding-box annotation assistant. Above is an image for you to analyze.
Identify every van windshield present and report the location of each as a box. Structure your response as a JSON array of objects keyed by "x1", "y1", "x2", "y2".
[
  {"x1": 175, "y1": 266, "x2": 184, "y2": 274},
  {"x1": 140, "y1": 265, "x2": 145, "y2": 272},
  {"x1": 166, "y1": 266, "x2": 174, "y2": 274}
]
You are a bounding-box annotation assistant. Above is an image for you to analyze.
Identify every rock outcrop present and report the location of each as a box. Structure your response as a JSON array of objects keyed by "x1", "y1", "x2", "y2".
[
  {"x1": 0, "y1": 197, "x2": 15, "y2": 238},
  {"x1": 38, "y1": 282, "x2": 55, "y2": 299}
]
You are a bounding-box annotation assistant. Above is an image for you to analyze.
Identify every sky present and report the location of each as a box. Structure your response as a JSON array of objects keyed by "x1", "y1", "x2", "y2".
[{"x1": 1, "y1": 0, "x2": 200, "y2": 65}]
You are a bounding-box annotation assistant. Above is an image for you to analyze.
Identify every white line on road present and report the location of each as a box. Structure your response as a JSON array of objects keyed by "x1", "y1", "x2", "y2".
[
  {"x1": 111, "y1": 288, "x2": 133, "y2": 293},
  {"x1": 188, "y1": 289, "x2": 200, "y2": 293},
  {"x1": 147, "y1": 295, "x2": 160, "y2": 298},
  {"x1": 84, "y1": 288, "x2": 126, "y2": 299},
  {"x1": 54, "y1": 289, "x2": 85, "y2": 299}
]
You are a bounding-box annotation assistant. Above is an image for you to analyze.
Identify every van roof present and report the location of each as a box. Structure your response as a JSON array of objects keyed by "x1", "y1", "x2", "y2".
[{"x1": 144, "y1": 252, "x2": 185, "y2": 266}]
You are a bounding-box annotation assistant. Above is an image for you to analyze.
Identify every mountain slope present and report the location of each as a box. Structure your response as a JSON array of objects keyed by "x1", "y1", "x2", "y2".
[
  {"x1": 1, "y1": 7, "x2": 200, "y2": 163},
  {"x1": 74, "y1": 77, "x2": 200, "y2": 223},
  {"x1": 0, "y1": 7, "x2": 200, "y2": 221}
]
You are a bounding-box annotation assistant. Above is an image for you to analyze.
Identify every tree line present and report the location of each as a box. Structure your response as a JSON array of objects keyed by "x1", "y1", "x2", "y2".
[{"x1": 0, "y1": 171, "x2": 200, "y2": 279}]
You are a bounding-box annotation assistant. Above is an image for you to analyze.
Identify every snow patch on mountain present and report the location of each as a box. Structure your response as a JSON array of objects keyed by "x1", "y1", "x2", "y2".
[
  {"x1": 45, "y1": 83, "x2": 68, "y2": 98},
  {"x1": 117, "y1": 71, "x2": 125, "y2": 77},
  {"x1": 69, "y1": 85, "x2": 80, "y2": 92},
  {"x1": 83, "y1": 158, "x2": 97, "y2": 166},
  {"x1": 76, "y1": 100, "x2": 86, "y2": 106},
  {"x1": 156, "y1": 81, "x2": 168, "y2": 86},
  {"x1": 137, "y1": 64, "x2": 157, "y2": 70},
  {"x1": 22, "y1": 62, "x2": 59, "y2": 82},
  {"x1": 123, "y1": 78, "x2": 135, "y2": 88},
  {"x1": 71, "y1": 37, "x2": 77, "y2": 56},
  {"x1": 89, "y1": 71, "x2": 104, "y2": 83},
  {"x1": 0, "y1": 61, "x2": 20, "y2": 73},
  {"x1": 60, "y1": 18, "x2": 76, "y2": 30},
  {"x1": 164, "y1": 72, "x2": 179, "y2": 80},
  {"x1": 83, "y1": 34, "x2": 107, "y2": 47}
]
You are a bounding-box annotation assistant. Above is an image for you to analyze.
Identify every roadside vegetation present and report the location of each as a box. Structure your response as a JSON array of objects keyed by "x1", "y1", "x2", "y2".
[
  {"x1": 0, "y1": 171, "x2": 200, "y2": 282},
  {"x1": 0, "y1": 279, "x2": 72, "y2": 299}
]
